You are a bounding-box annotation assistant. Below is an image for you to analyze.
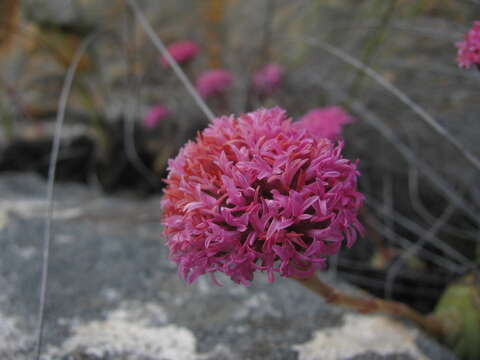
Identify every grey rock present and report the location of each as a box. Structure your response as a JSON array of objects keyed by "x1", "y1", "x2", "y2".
[{"x1": 0, "y1": 174, "x2": 457, "y2": 360}]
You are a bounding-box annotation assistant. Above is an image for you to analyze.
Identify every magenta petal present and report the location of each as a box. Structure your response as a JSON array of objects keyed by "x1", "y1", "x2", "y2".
[
  {"x1": 196, "y1": 69, "x2": 233, "y2": 99},
  {"x1": 252, "y1": 64, "x2": 283, "y2": 96},
  {"x1": 161, "y1": 40, "x2": 199, "y2": 67},
  {"x1": 294, "y1": 107, "x2": 353, "y2": 140},
  {"x1": 143, "y1": 105, "x2": 169, "y2": 129},
  {"x1": 456, "y1": 21, "x2": 480, "y2": 69},
  {"x1": 161, "y1": 107, "x2": 364, "y2": 286}
]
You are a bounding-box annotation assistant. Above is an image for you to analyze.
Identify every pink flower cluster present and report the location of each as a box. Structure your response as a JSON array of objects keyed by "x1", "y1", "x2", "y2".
[
  {"x1": 143, "y1": 105, "x2": 169, "y2": 129},
  {"x1": 161, "y1": 41, "x2": 199, "y2": 67},
  {"x1": 294, "y1": 107, "x2": 353, "y2": 140},
  {"x1": 161, "y1": 107, "x2": 364, "y2": 285},
  {"x1": 252, "y1": 64, "x2": 283, "y2": 95},
  {"x1": 196, "y1": 69, "x2": 233, "y2": 99},
  {"x1": 456, "y1": 21, "x2": 480, "y2": 69}
]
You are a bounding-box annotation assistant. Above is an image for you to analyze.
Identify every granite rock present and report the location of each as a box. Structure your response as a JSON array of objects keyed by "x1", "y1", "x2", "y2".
[{"x1": 0, "y1": 174, "x2": 457, "y2": 360}]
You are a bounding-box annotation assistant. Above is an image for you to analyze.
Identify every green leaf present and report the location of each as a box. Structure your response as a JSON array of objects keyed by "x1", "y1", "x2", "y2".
[{"x1": 434, "y1": 274, "x2": 480, "y2": 360}]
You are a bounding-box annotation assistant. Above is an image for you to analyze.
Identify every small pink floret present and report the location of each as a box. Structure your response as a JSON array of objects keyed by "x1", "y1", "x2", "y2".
[
  {"x1": 294, "y1": 107, "x2": 354, "y2": 140},
  {"x1": 143, "y1": 105, "x2": 169, "y2": 129},
  {"x1": 195, "y1": 69, "x2": 233, "y2": 99},
  {"x1": 161, "y1": 41, "x2": 199, "y2": 67},
  {"x1": 252, "y1": 64, "x2": 283, "y2": 95},
  {"x1": 161, "y1": 107, "x2": 364, "y2": 286},
  {"x1": 456, "y1": 21, "x2": 480, "y2": 69}
]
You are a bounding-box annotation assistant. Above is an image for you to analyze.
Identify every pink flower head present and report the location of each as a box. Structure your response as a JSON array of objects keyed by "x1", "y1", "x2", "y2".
[
  {"x1": 294, "y1": 107, "x2": 354, "y2": 140},
  {"x1": 252, "y1": 64, "x2": 283, "y2": 95},
  {"x1": 143, "y1": 105, "x2": 169, "y2": 129},
  {"x1": 195, "y1": 69, "x2": 233, "y2": 99},
  {"x1": 456, "y1": 21, "x2": 480, "y2": 69},
  {"x1": 161, "y1": 41, "x2": 199, "y2": 67},
  {"x1": 161, "y1": 107, "x2": 364, "y2": 286}
]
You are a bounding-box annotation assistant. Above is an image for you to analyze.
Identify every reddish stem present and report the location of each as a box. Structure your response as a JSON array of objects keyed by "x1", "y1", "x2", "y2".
[{"x1": 295, "y1": 273, "x2": 445, "y2": 339}]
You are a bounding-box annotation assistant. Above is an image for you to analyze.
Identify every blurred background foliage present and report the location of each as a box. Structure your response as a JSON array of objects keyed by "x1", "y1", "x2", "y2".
[{"x1": 0, "y1": 0, "x2": 480, "y2": 357}]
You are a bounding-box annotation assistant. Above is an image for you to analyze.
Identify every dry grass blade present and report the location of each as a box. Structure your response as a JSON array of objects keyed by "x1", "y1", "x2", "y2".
[
  {"x1": 365, "y1": 213, "x2": 465, "y2": 273},
  {"x1": 34, "y1": 32, "x2": 100, "y2": 360},
  {"x1": 349, "y1": 100, "x2": 479, "y2": 223},
  {"x1": 126, "y1": 0, "x2": 215, "y2": 121},
  {"x1": 408, "y1": 166, "x2": 476, "y2": 239},
  {"x1": 318, "y1": 78, "x2": 479, "y2": 224},
  {"x1": 306, "y1": 38, "x2": 480, "y2": 174},
  {"x1": 368, "y1": 198, "x2": 477, "y2": 271},
  {"x1": 384, "y1": 204, "x2": 456, "y2": 299}
]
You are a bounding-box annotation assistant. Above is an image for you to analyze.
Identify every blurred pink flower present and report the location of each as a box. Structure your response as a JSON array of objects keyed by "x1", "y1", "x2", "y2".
[
  {"x1": 161, "y1": 107, "x2": 364, "y2": 286},
  {"x1": 195, "y1": 69, "x2": 233, "y2": 99},
  {"x1": 143, "y1": 105, "x2": 169, "y2": 129},
  {"x1": 161, "y1": 41, "x2": 199, "y2": 67},
  {"x1": 294, "y1": 107, "x2": 354, "y2": 140},
  {"x1": 252, "y1": 64, "x2": 283, "y2": 95},
  {"x1": 456, "y1": 21, "x2": 480, "y2": 69}
]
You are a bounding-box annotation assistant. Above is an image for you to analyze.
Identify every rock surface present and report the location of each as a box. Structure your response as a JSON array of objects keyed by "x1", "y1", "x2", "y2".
[{"x1": 0, "y1": 174, "x2": 457, "y2": 360}]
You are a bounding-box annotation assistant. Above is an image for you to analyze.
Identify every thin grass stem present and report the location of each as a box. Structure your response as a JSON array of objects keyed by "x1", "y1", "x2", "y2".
[
  {"x1": 306, "y1": 38, "x2": 480, "y2": 174},
  {"x1": 127, "y1": 0, "x2": 215, "y2": 121},
  {"x1": 34, "y1": 32, "x2": 100, "y2": 360}
]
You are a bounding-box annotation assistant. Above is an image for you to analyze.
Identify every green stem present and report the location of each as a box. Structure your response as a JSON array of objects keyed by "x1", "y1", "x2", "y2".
[
  {"x1": 348, "y1": 0, "x2": 398, "y2": 98},
  {"x1": 77, "y1": 81, "x2": 110, "y2": 156}
]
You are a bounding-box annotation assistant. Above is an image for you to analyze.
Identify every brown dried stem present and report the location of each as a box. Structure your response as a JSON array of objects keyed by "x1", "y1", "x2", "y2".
[
  {"x1": 0, "y1": 0, "x2": 19, "y2": 53},
  {"x1": 203, "y1": 0, "x2": 226, "y2": 69},
  {"x1": 295, "y1": 273, "x2": 445, "y2": 340}
]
